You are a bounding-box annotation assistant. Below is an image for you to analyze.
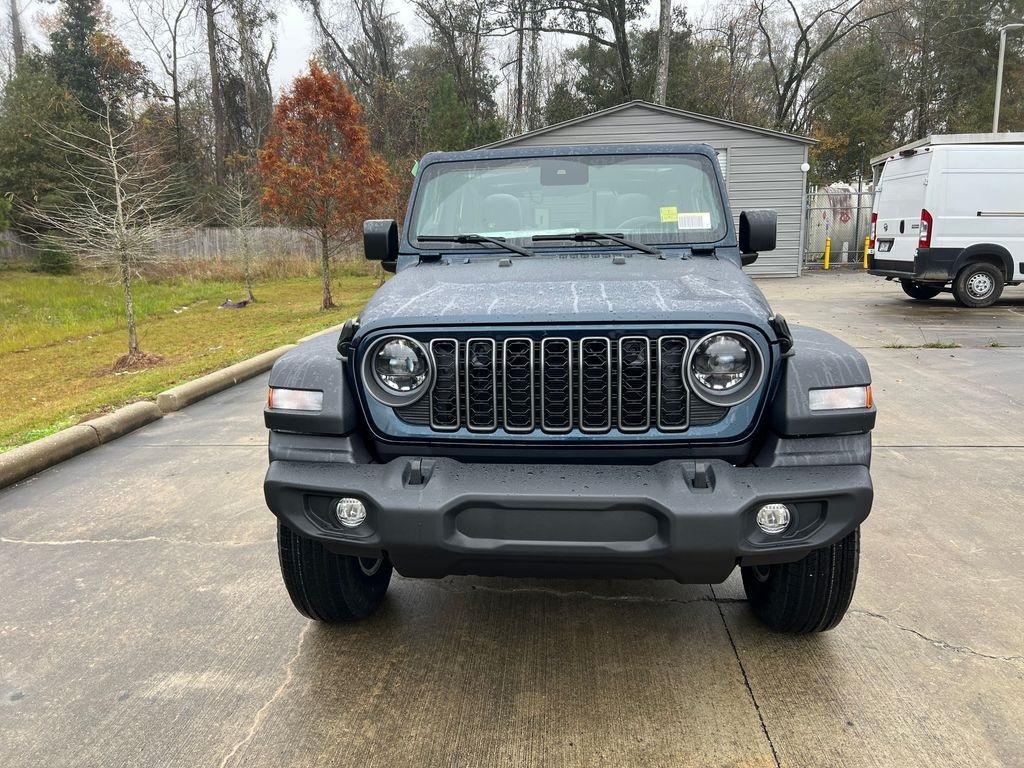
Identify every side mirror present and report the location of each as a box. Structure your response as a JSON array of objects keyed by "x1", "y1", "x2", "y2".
[
  {"x1": 363, "y1": 219, "x2": 398, "y2": 266},
  {"x1": 739, "y1": 210, "x2": 777, "y2": 265}
]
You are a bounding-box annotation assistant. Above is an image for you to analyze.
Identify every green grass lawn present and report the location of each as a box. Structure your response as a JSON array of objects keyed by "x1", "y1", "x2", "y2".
[{"x1": 0, "y1": 267, "x2": 379, "y2": 451}]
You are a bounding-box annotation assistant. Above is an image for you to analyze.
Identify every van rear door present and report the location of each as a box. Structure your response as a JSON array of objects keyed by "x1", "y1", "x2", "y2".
[{"x1": 873, "y1": 152, "x2": 931, "y2": 271}]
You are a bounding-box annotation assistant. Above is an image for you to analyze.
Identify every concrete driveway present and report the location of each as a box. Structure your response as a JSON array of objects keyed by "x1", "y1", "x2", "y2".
[{"x1": 2, "y1": 271, "x2": 1022, "y2": 768}]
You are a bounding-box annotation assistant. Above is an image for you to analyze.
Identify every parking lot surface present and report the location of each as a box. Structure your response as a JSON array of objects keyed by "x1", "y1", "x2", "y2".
[{"x1": 2, "y1": 271, "x2": 1022, "y2": 767}]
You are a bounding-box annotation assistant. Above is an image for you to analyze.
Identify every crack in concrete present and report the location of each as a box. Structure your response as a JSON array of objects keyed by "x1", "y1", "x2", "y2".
[
  {"x1": 0, "y1": 535, "x2": 275, "y2": 548},
  {"x1": 429, "y1": 581, "x2": 748, "y2": 607},
  {"x1": 849, "y1": 609, "x2": 1024, "y2": 666},
  {"x1": 710, "y1": 583, "x2": 783, "y2": 768},
  {"x1": 218, "y1": 621, "x2": 312, "y2": 768},
  {"x1": 439, "y1": 583, "x2": 1024, "y2": 670},
  {"x1": 875, "y1": 444, "x2": 1024, "y2": 449}
]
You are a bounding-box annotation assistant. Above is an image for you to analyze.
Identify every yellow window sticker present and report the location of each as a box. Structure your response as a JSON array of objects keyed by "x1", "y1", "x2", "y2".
[
  {"x1": 678, "y1": 211, "x2": 712, "y2": 230},
  {"x1": 659, "y1": 206, "x2": 678, "y2": 223}
]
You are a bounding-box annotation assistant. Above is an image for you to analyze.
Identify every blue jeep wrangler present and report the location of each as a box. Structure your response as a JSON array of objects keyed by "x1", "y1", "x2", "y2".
[{"x1": 264, "y1": 144, "x2": 876, "y2": 633}]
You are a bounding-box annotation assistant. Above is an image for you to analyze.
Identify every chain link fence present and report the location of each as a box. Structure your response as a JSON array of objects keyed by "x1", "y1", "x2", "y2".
[{"x1": 804, "y1": 185, "x2": 874, "y2": 268}]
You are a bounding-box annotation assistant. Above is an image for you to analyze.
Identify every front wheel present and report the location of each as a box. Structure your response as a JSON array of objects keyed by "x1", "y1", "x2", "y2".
[
  {"x1": 741, "y1": 528, "x2": 860, "y2": 633},
  {"x1": 277, "y1": 521, "x2": 392, "y2": 622},
  {"x1": 900, "y1": 279, "x2": 941, "y2": 301},
  {"x1": 952, "y1": 263, "x2": 1003, "y2": 308}
]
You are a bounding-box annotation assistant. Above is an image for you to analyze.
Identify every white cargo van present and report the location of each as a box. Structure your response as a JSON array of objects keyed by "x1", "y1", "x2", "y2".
[{"x1": 868, "y1": 134, "x2": 1024, "y2": 307}]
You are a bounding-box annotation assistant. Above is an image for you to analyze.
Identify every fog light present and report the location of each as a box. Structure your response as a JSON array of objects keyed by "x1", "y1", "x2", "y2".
[
  {"x1": 756, "y1": 503, "x2": 791, "y2": 534},
  {"x1": 335, "y1": 498, "x2": 366, "y2": 528}
]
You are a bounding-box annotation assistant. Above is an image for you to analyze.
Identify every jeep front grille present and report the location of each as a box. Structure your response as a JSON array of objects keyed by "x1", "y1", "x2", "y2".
[{"x1": 414, "y1": 334, "x2": 724, "y2": 435}]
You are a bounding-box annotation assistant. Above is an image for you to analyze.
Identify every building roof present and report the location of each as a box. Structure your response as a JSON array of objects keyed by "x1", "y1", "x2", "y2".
[
  {"x1": 483, "y1": 100, "x2": 817, "y2": 148},
  {"x1": 870, "y1": 132, "x2": 1024, "y2": 166}
]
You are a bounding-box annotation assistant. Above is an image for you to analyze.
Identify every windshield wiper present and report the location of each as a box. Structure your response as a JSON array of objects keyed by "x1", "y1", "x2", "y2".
[
  {"x1": 532, "y1": 231, "x2": 661, "y2": 255},
  {"x1": 417, "y1": 234, "x2": 535, "y2": 258}
]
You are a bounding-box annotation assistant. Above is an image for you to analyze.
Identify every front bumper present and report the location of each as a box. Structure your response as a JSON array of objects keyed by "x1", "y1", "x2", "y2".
[{"x1": 264, "y1": 456, "x2": 872, "y2": 583}]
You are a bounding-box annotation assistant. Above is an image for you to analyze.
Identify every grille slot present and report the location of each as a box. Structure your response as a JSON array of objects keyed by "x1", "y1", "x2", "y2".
[
  {"x1": 502, "y1": 338, "x2": 534, "y2": 432},
  {"x1": 541, "y1": 337, "x2": 573, "y2": 432},
  {"x1": 465, "y1": 339, "x2": 497, "y2": 431},
  {"x1": 657, "y1": 336, "x2": 689, "y2": 430},
  {"x1": 618, "y1": 337, "x2": 651, "y2": 432},
  {"x1": 579, "y1": 337, "x2": 612, "y2": 432},
  {"x1": 429, "y1": 339, "x2": 460, "y2": 430}
]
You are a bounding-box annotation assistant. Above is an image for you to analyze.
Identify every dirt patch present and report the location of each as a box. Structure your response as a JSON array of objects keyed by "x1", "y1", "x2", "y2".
[{"x1": 110, "y1": 351, "x2": 165, "y2": 373}]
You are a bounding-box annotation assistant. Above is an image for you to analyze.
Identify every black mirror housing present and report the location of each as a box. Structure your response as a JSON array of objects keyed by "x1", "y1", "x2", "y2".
[
  {"x1": 739, "y1": 210, "x2": 777, "y2": 257},
  {"x1": 363, "y1": 219, "x2": 398, "y2": 262}
]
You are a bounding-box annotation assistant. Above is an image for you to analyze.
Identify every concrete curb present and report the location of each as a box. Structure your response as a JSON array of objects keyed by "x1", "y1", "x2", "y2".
[
  {"x1": 0, "y1": 426, "x2": 100, "y2": 489},
  {"x1": 156, "y1": 344, "x2": 296, "y2": 413},
  {"x1": 1, "y1": 335, "x2": 309, "y2": 489},
  {"x1": 0, "y1": 402, "x2": 165, "y2": 489},
  {"x1": 86, "y1": 401, "x2": 164, "y2": 443}
]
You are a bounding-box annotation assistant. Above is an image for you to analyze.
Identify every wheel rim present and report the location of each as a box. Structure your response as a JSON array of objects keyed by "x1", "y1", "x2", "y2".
[
  {"x1": 966, "y1": 272, "x2": 994, "y2": 299},
  {"x1": 358, "y1": 557, "x2": 382, "y2": 576}
]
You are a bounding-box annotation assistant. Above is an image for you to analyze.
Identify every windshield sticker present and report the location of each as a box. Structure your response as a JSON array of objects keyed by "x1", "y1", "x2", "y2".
[
  {"x1": 659, "y1": 206, "x2": 678, "y2": 223},
  {"x1": 678, "y1": 211, "x2": 712, "y2": 230}
]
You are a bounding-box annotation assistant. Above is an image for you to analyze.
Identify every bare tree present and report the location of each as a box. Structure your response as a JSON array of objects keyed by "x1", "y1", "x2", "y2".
[
  {"x1": 412, "y1": 0, "x2": 494, "y2": 119},
  {"x1": 301, "y1": 0, "x2": 384, "y2": 92},
  {"x1": 747, "y1": 0, "x2": 897, "y2": 132},
  {"x1": 127, "y1": 0, "x2": 197, "y2": 160},
  {"x1": 492, "y1": 0, "x2": 645, "y2": 100},
  {"x1": 34, "y1": 106, "x2": 189, "y2": 367},
  {"x1": 219, "y1": 172, "x2": 260, "y2": 302},
  {"x1": 202, "y1": 0, "x2": 227, "y2": 184},
  {"x1": 226, "y1": 0, "x2": 277, "y2": 150},
  {"x1": 654, "y1": 0, "x2": 671, "y2": 104},
  {"x1": 9, "y1": 0, "x2": 24, "y2": 63}
]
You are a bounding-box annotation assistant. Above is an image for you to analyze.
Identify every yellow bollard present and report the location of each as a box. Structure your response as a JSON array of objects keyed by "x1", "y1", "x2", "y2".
[
  {"x1": 823, "y1": 237, "x2": 831, "y2": 270},
  {"x1": 863, "y1": 236, "x2": 870, "y2": 269}
]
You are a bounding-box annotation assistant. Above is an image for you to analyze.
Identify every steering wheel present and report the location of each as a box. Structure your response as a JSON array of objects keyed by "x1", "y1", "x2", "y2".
[{"x1": 616, "y1": 215, "x2": 662, "y2": 230}]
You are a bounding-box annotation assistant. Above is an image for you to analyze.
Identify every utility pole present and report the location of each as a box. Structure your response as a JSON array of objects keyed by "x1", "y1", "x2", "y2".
[{"x1": 994, "y1": 23, "x2": 1024, "y2": 133}]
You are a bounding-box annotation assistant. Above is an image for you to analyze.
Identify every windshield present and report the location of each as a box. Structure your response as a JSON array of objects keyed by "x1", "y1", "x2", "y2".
[{"x1": 409, "y1": 153, "x2": 727, "y2": 248}]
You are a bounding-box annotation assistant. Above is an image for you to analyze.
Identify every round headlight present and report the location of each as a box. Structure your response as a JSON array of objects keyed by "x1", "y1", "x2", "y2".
[
  {"x1": 688, "y1": 331, "x2": 763, "y2": 406},
  {"x1": 372, "y1": 337, "x2": 429, "y2": 392},
  {"x1": 692, "y1": 334, "x2": 750, "y2": 391}
]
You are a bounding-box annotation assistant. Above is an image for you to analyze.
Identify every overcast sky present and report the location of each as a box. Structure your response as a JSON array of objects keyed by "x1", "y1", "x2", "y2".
[
  {"x1": 16, "y1": 0, "x2": 713, "y2": 94},
  {"x1": 268, "y1": 1, "x2": 688, "y2": 92}
]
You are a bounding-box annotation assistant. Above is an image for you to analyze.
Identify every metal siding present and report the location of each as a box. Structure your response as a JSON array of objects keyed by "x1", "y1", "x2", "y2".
[{"x1": 499, "y1": 104, "x2": 807, "y2": 276}]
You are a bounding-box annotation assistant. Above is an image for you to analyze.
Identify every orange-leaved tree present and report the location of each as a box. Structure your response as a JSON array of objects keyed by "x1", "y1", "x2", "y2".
[{"x1": 258, "y1": 62, "x2": 393, "y2": 309}]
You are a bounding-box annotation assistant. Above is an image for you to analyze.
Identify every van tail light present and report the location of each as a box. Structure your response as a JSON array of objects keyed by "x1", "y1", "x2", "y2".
[
  {"x1": 919, "y1": 208, "x2": 933, "y2": 248},
  {"x1": 869, "y1": 212, "x2": 877, "y2": 249}
]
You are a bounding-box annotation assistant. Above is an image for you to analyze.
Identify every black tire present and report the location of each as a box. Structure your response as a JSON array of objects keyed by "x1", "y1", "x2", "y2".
[
  {"x1": 277, "y1": 521, "x2": 392, "y2": 622},
  {"x1": 952, "y1": 262, "x2": 1004, "y2": 308},
  {"x1": 741, "y1": 528, "x2": 860, "y2": 633},
  {"x1": 900, "y1": 279, "x2": 941, "y2": 301}
]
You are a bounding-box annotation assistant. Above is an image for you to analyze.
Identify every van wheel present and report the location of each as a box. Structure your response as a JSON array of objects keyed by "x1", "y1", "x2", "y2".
[
  {"x1": 741, "y1": 528, "x2": 860, "y2": 633},
  {"x1": 952, "y1": 263, "x2": 1003, "y2": 308},
  {"x1": 900, "y1": 280, "x2": 941, "y2": 301},
  {"x1": 277, "y1": 521, "x2": 392, "y2": 622}
]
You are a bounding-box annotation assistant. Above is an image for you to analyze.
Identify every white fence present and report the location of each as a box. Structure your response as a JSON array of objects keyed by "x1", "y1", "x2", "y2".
[
  {"x1": 0, "y1": 227, "x2": 332, "y2": 266},
  {"x1": 155, "y1": 227, "x2": 321, "y2": 260}
]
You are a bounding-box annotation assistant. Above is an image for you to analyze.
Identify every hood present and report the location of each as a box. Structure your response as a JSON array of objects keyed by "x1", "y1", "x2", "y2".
[{"x1": 357, "y1": 253, "x2": 773, "y2": 334}]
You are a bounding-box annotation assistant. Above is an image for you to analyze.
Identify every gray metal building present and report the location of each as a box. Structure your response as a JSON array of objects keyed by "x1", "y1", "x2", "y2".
[{"x1": 485, "y1": 101, "x2": 814, "y2": 277}]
